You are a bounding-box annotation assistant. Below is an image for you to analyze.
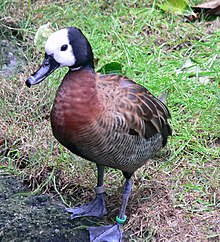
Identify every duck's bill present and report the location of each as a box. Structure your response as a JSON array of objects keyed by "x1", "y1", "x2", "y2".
[{"x1": 26, "y1": 54, "x2": 60, "y2": 87}]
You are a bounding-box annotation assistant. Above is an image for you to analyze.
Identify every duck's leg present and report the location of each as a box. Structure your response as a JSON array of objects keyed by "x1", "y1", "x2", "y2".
[
  {"x1": 66, "y1": 164, "x2": 107, "y2": 218},
  {"x1": 88, "y1": 172, "x2": 133, "y2": 242}
]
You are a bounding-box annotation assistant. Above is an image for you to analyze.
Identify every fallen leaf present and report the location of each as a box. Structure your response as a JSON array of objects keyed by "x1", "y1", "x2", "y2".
[
  {"x1": 177, "y1": 57, "x2": 200, "y2": 75},
  {"x1": 98, "y1": 62, "x2": 122, "y2": 74},
  {"x1": 177, "y1": 58, "x2": 214, "y2": 85},
  {"x1": 186, "y1": 0, "x2": 220, "y2": 21},
  {"x1": 158, "y1": 0, "x2": 193, "y2": 15},
  {"x1": 194, "y1": 0, "x2": 220, "y2": 9},
  {"x1": 34, "y1": 23, "x2": 55, "y2": 53}
]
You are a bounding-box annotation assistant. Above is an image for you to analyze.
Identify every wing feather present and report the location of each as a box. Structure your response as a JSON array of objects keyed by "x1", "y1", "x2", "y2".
[{"x1": 96, "y1": 74, "x2": 172, "y2": 145}]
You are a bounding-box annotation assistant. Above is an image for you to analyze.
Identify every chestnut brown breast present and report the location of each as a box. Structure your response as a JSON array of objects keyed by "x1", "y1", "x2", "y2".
[{"x1": 51, "y1": 68, "x2": 171, "y2": 173}]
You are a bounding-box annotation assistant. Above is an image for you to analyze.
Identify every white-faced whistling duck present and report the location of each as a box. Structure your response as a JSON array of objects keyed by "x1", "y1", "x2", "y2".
[{"x1": 26, "y1": 27, "x2": 172, "y2": 242}]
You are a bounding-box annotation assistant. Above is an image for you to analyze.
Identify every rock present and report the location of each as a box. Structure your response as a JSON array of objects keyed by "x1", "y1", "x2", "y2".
[
  {"x1": 0, "y1": 175, "x2": 90, "y2": 242},
  {"x1": 0, "y1": 39, "x2": 24, "y2": 78}
]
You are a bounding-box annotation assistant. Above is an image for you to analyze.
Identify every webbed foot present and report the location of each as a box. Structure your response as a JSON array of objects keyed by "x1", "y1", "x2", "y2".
[
  {"x1": 66, "y1": 192, "x2": 107, "y2": 219},
  {"x1": 88, "y1": 223, "x2": 122, "y2": 242}
]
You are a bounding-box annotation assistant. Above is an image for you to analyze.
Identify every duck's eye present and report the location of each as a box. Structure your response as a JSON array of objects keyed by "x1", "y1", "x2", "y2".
[{"x1": 61, "y1": 44, "x2": 68, "y2": 51}]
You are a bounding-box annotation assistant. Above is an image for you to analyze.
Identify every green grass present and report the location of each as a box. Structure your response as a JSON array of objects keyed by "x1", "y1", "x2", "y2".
[{"x1": 1, "y1": 0, "x2": 219, "y2": 241}]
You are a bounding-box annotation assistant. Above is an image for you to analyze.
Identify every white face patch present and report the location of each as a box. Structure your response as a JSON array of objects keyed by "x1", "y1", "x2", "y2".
[{"x1": 45, "y1": 28, "x2": 76, "y2": 67}]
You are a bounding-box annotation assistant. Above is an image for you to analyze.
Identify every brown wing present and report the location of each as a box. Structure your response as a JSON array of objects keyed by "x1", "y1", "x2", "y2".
[{"x1": 96, "y1": 74, "x2": 172, "y2": 146}]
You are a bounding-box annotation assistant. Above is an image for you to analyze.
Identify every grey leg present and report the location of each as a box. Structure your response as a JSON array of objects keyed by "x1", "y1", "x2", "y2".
[
  {"x1": 89, "y1": 177, "x2": 133, "y2": 242},
  {"x1": 116, "y1": 178, "x2": 132, "y2": 223},
  {"x1": 66, "y1": 164, "x2": 107, "y2": 218}
]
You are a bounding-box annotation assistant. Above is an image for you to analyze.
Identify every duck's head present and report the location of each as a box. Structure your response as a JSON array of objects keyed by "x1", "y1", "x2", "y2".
[{"x1": 26, "y1": 27, "x2": 94, "y2": 87}]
